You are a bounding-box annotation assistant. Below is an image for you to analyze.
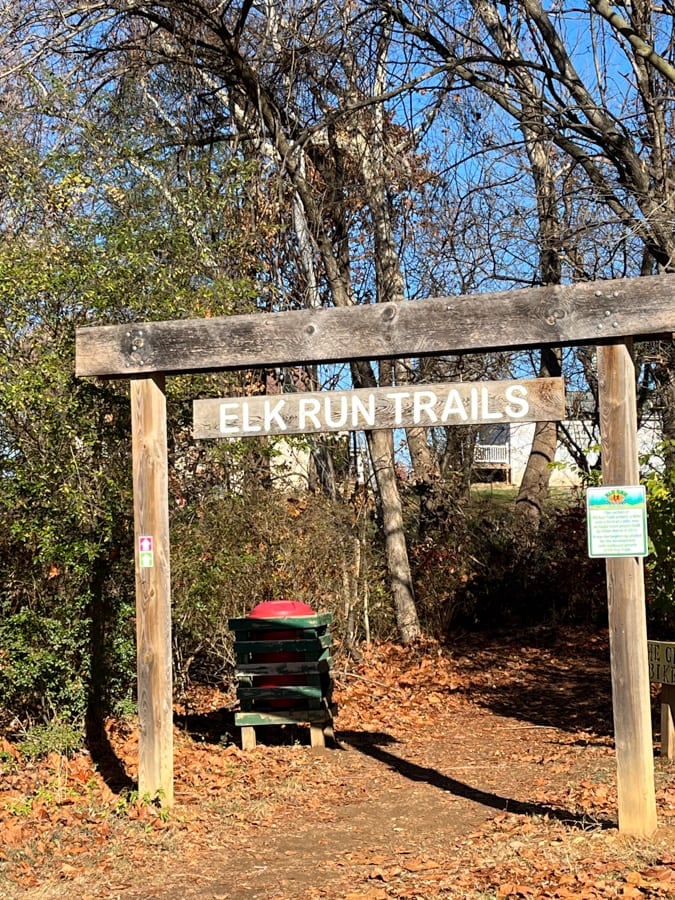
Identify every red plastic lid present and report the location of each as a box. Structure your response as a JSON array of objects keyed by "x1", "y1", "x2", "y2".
[{"x1": 248, "y1": 599, "x2": 315, "y2": 619}]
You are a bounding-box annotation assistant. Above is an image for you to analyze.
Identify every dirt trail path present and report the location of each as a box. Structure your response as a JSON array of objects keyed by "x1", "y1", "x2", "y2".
[
  {"x1": 111, "y1": 706, "x2": 614, "y2": 900},
  {"x1": 3, "y1": 629, "x2": 675, "y2": 899}
]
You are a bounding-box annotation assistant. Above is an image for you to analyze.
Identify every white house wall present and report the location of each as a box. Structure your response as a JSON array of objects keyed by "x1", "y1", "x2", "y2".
[
  {"x1": 508, "y1": 422, "x2": 581, "y2": 487},
  {"x1": 267, "y1": 420, "x2": 664, "y2": 490},
  {"x1": 508, "y1": 418, "x2": 662, "y2": 487}
]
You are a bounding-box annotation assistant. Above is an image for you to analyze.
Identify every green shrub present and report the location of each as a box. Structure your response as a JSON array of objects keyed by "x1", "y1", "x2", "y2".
[
  {"x1": 643, "y1": 453, "x2": 675, "y2": 631},
  {"x1": 0, "y1": 608, "x2": 89, "y2": 725},
  {"x1": 170, "y1": 486, "x2": 390, "y2": 685},
  {"x1": 17, "y1": 721, "x2": 83, "y2": 758},
  {"x1": 410, "y1": 496, "x2": 607, "y2": 633}
]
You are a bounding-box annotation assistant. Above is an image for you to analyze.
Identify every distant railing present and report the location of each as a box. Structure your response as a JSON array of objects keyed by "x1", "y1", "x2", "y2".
[{"x1": 474, "y1": 444, "x2": 509, "y2": 465}]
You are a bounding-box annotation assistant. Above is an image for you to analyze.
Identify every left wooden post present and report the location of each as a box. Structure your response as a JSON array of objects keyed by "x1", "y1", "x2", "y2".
[{"x1": 130, "y1": 375, "x2": 174, "y2": 807}]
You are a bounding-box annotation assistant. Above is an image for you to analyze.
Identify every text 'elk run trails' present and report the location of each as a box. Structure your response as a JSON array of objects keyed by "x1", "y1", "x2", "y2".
[{"x1": 192, "y1": 378, "x2": 566, "y2": 439}]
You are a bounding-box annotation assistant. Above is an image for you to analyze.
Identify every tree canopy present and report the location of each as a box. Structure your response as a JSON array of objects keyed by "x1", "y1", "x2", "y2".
[{"x1": 2, "y1": 0, "x2": 675, "y2": 730}]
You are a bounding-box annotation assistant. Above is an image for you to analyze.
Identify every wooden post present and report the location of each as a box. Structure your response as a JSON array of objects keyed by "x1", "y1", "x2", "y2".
[
  {"x1": 130, "y1": 375, "x2": 174, "y2": 807},
  {"x1": 597, "y1": 342, "x2": 657, "y2": 836},
  {"x1": 661, "y1": 684, "x2": 675, "y2": 760}
]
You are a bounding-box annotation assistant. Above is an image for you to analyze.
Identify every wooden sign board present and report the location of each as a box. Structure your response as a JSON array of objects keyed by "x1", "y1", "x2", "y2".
[
  {"x1": 648, "y1": 640, "x2": 675, "y2": 761},
  {"x1": 648, "y1": 641, "x2": 675, "y2": 686},
  {"x1": 193, "y1": 377, "x2": 565, "y2": 439}
]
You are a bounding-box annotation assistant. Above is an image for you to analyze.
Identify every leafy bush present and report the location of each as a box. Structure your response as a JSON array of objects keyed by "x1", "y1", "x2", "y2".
[
  {"x1": 17, "y1": 722, "x2": 83, "y2": 759},
  {"x1": 0, "y1": 337, "x2": 137, "y2": 731},
  {"x1": 643, "y1": 451, "x2": 675, "y2": 631},
  {"x1": 170, "y1": 485, "x2": 390, "y2": 686},
  {"x1": 0, "y1": 609, "x2": 89, "y2": 724},
  {"x1": 410, "y1": 495, "x2": 607, "y2": 634},
  {"x1": 0, "y1": 113, "x2": 268, "y2": 736}
]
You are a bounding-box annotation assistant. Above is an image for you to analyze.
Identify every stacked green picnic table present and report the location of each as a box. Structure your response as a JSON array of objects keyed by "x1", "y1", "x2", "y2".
[{"x1": 229, "y1": 611, "x2": 335, "y2": 749}]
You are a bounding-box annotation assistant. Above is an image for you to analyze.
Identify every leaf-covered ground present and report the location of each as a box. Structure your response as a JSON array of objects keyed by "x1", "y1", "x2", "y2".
[{"x1": 1, "y1": 627, "x2": 675, "y2": 899}]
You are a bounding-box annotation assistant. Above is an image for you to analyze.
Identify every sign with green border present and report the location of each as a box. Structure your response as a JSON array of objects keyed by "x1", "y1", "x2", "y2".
[{"x1": 586, "y1": 485, "x2": 648, "y2": 558}]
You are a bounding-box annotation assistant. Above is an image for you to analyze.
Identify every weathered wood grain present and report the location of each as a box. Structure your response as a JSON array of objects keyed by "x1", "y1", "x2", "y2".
[
  {"x1": 310, "y1": 724, "x2": 326, "y2": 748},
  {"x1": 193, "y1": 378, "x2": 565, "y2": 439},
  {"x1": 598, "y1": 342, "x2": 657, "y2": 836},
  {"x1": 131, "y1": 375, "x2": 173, "y2": 808},
  {"x1": 240, "y1": 726, "x2": 257, "y2": 750},
  {"x1": 76, "y1": 273, "x2": 675, "y2": 377}
]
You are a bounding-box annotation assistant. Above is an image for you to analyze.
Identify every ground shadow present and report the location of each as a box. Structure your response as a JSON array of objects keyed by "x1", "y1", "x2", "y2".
[
  {"x1": 444, "y1": 628, "x2": 623, "y2": 737},
  {"x1": 174, "y1": 706, "x2": 238, "y2": 745},
  {"x1": 339, "y1": 728, "x2": 616, "y2": 831},
  {"x1": 85, "y1": 714, "x2": 136, "y2": 795},
  {"x1": 83, "y1": 704, "x2": 325, "y2": 797},
  {"x1": 173, "y1": 706, "x2": 324, "y2": 748}
]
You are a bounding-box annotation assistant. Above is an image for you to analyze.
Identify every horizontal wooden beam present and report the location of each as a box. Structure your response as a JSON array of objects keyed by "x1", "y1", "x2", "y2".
[
  {"x1": 193, "y1": 378, "x2": 565, "y2": 439},
  {"x1": 75, "y1": 274, "x2": 675, "y2": 378}
]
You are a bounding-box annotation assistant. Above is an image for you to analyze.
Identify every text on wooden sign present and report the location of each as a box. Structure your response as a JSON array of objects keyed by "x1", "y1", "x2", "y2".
[
  {"x1": 193, "y1": 378, "x2": 565, "y2": 439},
  {"x1": 648, "y1": 641, "x2": 675, "y2": 686}
]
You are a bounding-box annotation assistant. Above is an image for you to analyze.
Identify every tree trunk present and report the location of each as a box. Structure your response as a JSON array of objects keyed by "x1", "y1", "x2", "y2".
[
  {"x1": 357, "y1": 22, "x2": 442, "y2": 535},
  {"x1": 352, "y1": 355, "x2": 420, "y2": 642},
  {"x1": 366, "y1": 427, "x2": 421, "y2": 644},
  {"x1": 515, "y1": 347, "x2": 562, "y2": 520},
  {"x1": 513, "y1": 108, "x2": 563, "y2": 523},
  {"x1": 393, "y1": 361, "x2": 446, "y2": 534}
]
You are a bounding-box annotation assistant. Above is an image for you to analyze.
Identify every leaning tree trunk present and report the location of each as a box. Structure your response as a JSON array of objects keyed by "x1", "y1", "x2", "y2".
[
  {"x1": 515, "y1": 348, "x2": 562, "y2": 520},
  {"x1": 365, "y1": 426, "x2": 421, "y2": 644},
  {"x1": 352, "y1": 355, "x2": 421, "y2": 643}
]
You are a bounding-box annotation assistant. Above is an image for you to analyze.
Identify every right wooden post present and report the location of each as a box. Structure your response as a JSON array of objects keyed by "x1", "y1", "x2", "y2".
[{"x1": 597, "y1": 342, "x2": 657, "y2": 836}]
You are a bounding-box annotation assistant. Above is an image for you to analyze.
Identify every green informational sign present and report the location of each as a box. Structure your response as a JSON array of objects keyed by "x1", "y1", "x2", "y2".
[{"x1": 586, "y1": 485, "x2": 648, "y2": 558}]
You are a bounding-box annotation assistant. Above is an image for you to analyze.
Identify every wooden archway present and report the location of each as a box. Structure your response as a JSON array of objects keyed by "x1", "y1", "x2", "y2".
[{"x1": 76, "y1": 272, "x2": 675, "y2": 835}]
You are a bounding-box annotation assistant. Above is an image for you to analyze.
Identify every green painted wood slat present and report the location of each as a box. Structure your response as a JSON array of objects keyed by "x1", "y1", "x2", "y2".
[
  {"x1": 234, "y1": 658, "x2": 332, "y2": 677},
  {"x1": 228, "y1": 613, "x2": 333, "y2": 630},
  {"x1": 233, "y1": 634, "x2": 332, "y2": 654},
  {"x1": 235, "y1": 709, "x2": 334, "y2": 727}
]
